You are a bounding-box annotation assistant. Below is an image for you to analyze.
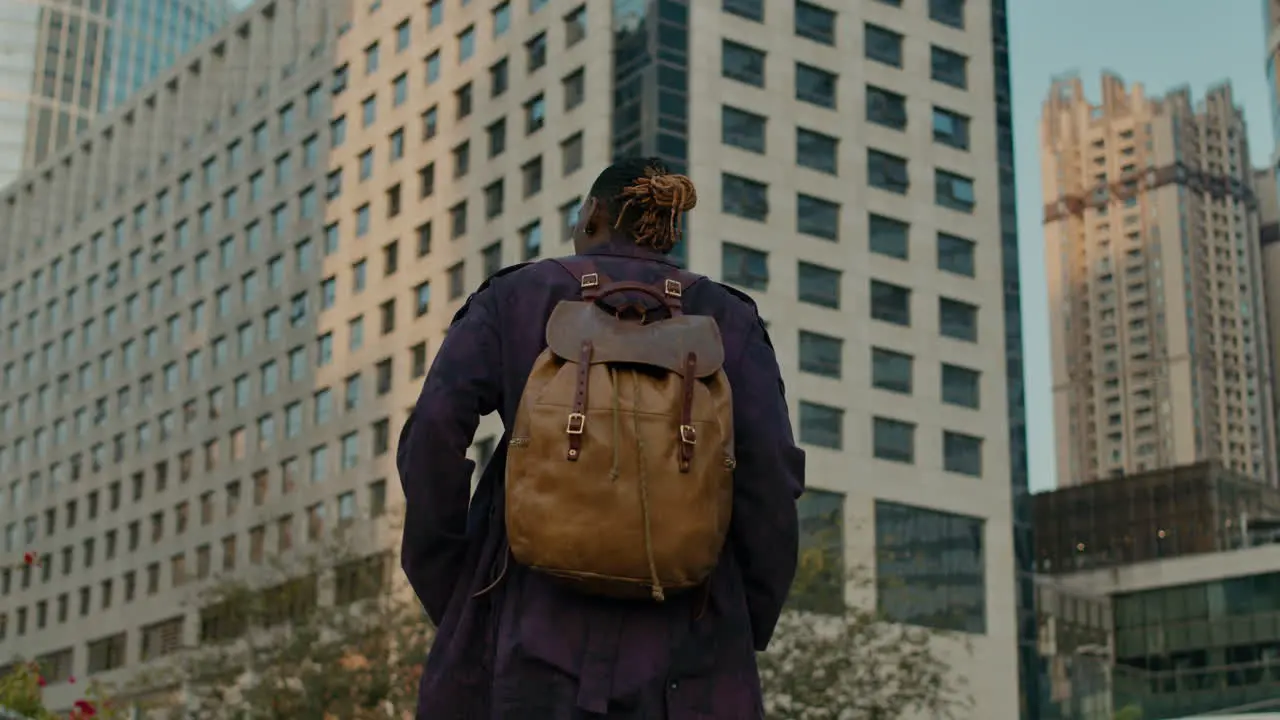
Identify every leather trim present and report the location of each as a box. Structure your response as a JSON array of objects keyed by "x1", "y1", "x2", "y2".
[
  {"x1": 678, "y1": 352, "x2": 697, "y2": 472},
  {"x1": 545, "y1": 302, "x2": 725, "y2": 377}
]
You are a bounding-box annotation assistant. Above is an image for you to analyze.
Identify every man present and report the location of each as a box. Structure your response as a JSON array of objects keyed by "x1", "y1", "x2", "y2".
[{"x1": 397, "y1": 157, "x2": 804, "y2": 718}]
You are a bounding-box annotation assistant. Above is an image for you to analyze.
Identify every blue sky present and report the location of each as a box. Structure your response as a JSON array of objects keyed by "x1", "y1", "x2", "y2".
[{"x1": 1009, "y1": 0, "x2": 1272, "y2": 492}]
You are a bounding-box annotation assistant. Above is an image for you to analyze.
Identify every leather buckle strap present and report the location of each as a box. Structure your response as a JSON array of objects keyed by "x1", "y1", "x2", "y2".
[
  {"x1": 679, "y1": 424, "x2": 697, "y2": 445},
  {"x1": 678, "y1": 352, "x2": 697, "y2": 473},
  {"x1": 568, "y1": 340, "x2": 593, "y2": 460}
]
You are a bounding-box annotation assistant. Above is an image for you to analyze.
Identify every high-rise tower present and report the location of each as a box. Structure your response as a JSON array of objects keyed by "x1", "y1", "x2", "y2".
[{"x1": 1042, "y1": 73, "x2": 1276, "y2": 487}]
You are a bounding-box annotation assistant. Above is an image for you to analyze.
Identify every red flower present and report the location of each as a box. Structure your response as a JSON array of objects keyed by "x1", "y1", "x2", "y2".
[
  {"x1": 23, "y1": 551, "x2": 39, "y2": 566},
  {"x1": 72, "y1": 699, "x2": 97, "y2": 717},
  {"x1": 68, "y1": 675, "x2": 76, "y2": 684},
  {"x1": 36, "y1": 674, "x2": 46, "y2": 687}
]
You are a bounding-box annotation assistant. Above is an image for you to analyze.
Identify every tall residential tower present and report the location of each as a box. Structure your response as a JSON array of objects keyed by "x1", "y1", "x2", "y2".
[
  {"x1": 0, "y1": 0, "x2": 1035, "y2": 714},
  {"x1": 1042, "y1": 74, "x2": 1276, "y2": 487},
  {"x1": 0, "y1": 0, "x2": 236, "y2": 188}
]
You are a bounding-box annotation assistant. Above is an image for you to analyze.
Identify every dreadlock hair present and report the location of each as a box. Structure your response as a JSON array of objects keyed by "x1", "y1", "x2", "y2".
[{"x1": 587, "y1": 157, "x2": 697, "y2": 253}]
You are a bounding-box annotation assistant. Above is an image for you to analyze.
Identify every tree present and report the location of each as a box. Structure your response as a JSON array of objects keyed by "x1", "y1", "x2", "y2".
[
  {"x1": 757, "y1": 542, "x2": 973, "y2": 719},
  {"x1": 130, "y1": 527, "x2": 433, "y2": 719},
  {"x1": 2, "y1": 555, "x2": 127, "y2": 720}
]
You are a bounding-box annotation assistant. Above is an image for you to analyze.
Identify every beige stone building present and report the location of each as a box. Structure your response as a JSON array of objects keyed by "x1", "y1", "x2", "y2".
[
  {"x1": 1041, "y1": 73, "x2": 1277, "y2": 488},
  {"x1": 0, "y1": 0, "x2": 1033, "y2": 714}
]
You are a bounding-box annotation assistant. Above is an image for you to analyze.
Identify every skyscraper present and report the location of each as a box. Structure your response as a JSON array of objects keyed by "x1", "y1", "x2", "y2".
[
  {"x1": 0, "y1": 0, "x2": 236, "y2": 188},
  {"x1": 0, "y1": 0, "x2": 1033, "y2": 714},
  {"x1": 1041, "y1": 74, "x2": 1276, "y2": 487}
]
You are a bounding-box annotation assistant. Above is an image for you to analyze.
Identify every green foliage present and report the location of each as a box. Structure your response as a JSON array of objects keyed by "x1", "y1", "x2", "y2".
[
  {"x1": 1113, "y1": 704, "x2": 1143, "y2": 720},
  {"x1": 131, "y1": 531, "x2": 433, "y2": 719},
  {"x1": 0, "y1": 661, "x2": 126, "y2": 720},
  {"x1": 757, "y1": 546, "x2": 973, "y2": 720}
]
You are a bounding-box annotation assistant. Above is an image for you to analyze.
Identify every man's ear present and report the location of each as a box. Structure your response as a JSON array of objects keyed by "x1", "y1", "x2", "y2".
[{"x1": 582, "y1": 197, "x2": 601, "y2": 233}]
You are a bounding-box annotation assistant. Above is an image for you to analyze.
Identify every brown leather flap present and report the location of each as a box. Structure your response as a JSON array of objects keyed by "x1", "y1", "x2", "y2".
[{"x1": 545, "y1": 301, "x2": 725, "y2": 377}]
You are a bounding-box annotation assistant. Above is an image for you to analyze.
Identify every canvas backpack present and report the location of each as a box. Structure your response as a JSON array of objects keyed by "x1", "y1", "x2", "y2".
[{"x1": 504, "y1": 259, "x2": 735, "y2": 602}]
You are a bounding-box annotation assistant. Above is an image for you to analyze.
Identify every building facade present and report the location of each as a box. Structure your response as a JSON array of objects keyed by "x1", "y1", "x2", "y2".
[
  {"x1": 0, "y1": 0, "x2": 1031, "y2": 714},
  {"x1": 1054, "y1": 544, "x2": 1280, "y2": 718},
  {"x1": 1041, "y1": 74, "x2": 1277, "y2": 488},
  {"x1": 0, "y1": 0, "x2": 236, "y2": 189}
]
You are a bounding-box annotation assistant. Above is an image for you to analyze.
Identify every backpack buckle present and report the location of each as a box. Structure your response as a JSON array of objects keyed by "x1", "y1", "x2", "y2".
[
  {"x1": 679, "y1": 424, "x2": 697, "y2": 445},
  {"x1": 580, "y1": 273, "x2": 599, "y2": 289},
  {"x1": 566, "y1": 412, "x2": 586, "y2": 435},
  {"x1": 664, "y1": 279, "x2": 683, "y2": 298}
]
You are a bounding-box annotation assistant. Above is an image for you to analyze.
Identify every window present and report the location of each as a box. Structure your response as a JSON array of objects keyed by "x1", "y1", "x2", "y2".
[
  {"x1": 561, "y1": 132, "x2": 584, "y2": 175},
  {"x1": 564, "y1": 5, "x2": 586, "y2": 46},
  {"x1": 482, "y1": 242, "x2": 503, "y2": 277},
  {"x1": 931, "y1": 46, "x2": 968, "y2": 89},
  {"x1": 524, "y1": 94, "x2": 546, "y2": 134},
  {"x1": 364, "y1": 42, "x2": 380, "y2": 74},
  {"x1": 458, "y1": 25, "x2": 476, "y2": 62},
  {"x1": 428, "y1": 0, "x2": 443, "y2": 27},
  {"x1": 864, "y1": 24, "x2": 903, "y2": 67},
  {"x1": 799, "y1": 401, "x2": 842, "y2": 449},
  {"x1": 866, "y1": 85, "x2": 907, "y2": 129},
  {"x1": 929, "y1": 0, "x2": 965, "y2": 27},
  {"x1": 792, "y1": 489, "x2": 844, "y2": 614},
  {"x1": 410, "y1": 343, "x2": 428, "y2": 378},
  {"x1": 414, "y1": 282, "x2": 431, "y2": 316},
  {"x1": 522, "y1": 156, "x2": 543, "y2": 197},
  {"x1": 493, "y1": 1, "x2": 511, "y2": 36},
  {"x1": 521, "y1": 221, "x2": 542, "y2": 260},
  {"x1": 563, "y1": 68, "x2": 585, "y2": 110},
  {"x1": 361, "y1": 94, "x2": 377, "y2": 126},
  {"x1": 425, "y1": 50, "x2": 441, "y2": 84},
  {"x1": 722, "y1": 173, "x2": 768, "y2": 221},
  {"x1": 452, "y1": 141, "x2": 470, "y2": 178},
  {"x1": 935, "y1": 170, "x2": 975, "y2": 212},
  {"x1": 487, "y1": 118, "x2": 507, "y2": 157},
  {"x1": 941, "y1": 364, "x2": 980, "y2": 409},
  {"x1": 794, "y1": 1, "x2": 835, "y2": 45},
  {"x1": 873, "y1": 417, "x2": 914, "y2": 463},
  {"x1": 722, "y1": 40, "x2": 765, "y2": 87},
  {"x1": 723, "y1": 0, "x2": 763, "y2": 21},
  {"x1": 870, "y1": 280, "x2": 910, "y2": 326},
  {"x1": 796, "y1": 194, "x2": 839, "y2": 240},
  {"x1": 358, "y1": 148, "x2": 374, "y2": 180},
  {"x1": 874, "y1": 501, "x2": 985, "y2": 634},
  {"x1": 723, "y1": 106, "x2": 766, "y2": 153},
  {"x1": 795, "y1": 63, "x2": 836, "y2": 108},
  {"x1": 450, "y1": 201, "x2": 468, "y2": 238},
  {"x1": 490, "y1": 57, "x2": 509, "y2": 96},
  {"x1": 871, "y1": 348, "x2": 911, "y2": 394},
  {"x1": 937, "y1": 233, "x2": 975, "y2": 277},
  {"x1": 396, "y1": 19, "x2": 411, "y2": 51},
  {"x1": 798, "y1": 331, "x2": 841, "y2": 378},
  {"x1": 456, "y1": 82, "x2": 473, "y2": 118},
  {"x1": 932, "y1": 107, "x2": 970, "y2": 150},
  {"x1": 484, "y1": 180, "x2": 504, "y2": 219},
  {"x1": 379, "y1": 299, "x2": 396, "y2": 335},
  {"x1": 797, "y1": 262, "x2": 840, "y2": 308},
  {"x1": 869, "y1": 214, "x2": 909, "y2": 259},
  {"x1": 393, "y1": 72, "x2": 408, "y2": 106},
  {"x1": 526, "y1": 32, "x2": 547, "y2": 72},
  {"x1": 416, "y1": 222, "x2": 433, "y2": 256},
  {"x1": 796, "y1": 128, "x2": 837, "y2": 174},
  {"x1": 721, "y1": 243, "x2": 768, "y2": 290},
  {"x1": 867, "y1": 149, "x2": 909, "y2": 194},
  {"x1": 947, "y1": 434, "x2": 985, "y2": 476},
  {"x1": 939, "y1": 298, "x2": 977, "y2": 342},
  {"x1": 422, "y1": 105, "x2": 438, "y2": 139},
  {"x1": 448, "y1": 263, "x2": 465, "y2": 299}
]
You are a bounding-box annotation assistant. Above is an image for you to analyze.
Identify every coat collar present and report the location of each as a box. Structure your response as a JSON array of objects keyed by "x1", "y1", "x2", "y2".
[{"x1": 580, "y1": 241, "x2": 678, "y2": 267}]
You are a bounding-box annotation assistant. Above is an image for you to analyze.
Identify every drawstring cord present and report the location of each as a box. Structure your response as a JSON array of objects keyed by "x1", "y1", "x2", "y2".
[{"x1": 632, "y1": 370, "x2": 665, "y2": 602}]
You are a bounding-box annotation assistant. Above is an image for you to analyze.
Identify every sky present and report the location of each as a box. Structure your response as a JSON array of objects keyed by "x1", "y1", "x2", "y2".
[{"x1": 1008, "y1": 0, "x2": 1272, "y2": 492}]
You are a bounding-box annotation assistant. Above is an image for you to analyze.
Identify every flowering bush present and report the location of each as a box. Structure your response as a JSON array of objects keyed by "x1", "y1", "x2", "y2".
[{"x1": 1, "y1": 554, "x2": 125, "y2": 720}]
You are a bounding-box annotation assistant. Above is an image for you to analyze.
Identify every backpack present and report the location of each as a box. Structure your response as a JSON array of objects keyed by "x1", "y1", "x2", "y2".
[{"x1": 505, "y1": 259, "x2": 735, "y2": 601}]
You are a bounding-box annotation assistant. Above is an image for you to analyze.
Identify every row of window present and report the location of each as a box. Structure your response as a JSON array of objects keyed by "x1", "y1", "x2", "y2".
[
  {"x1": 724, "y1": 0, "x2": 968, "y2": 36},
  {"x1": 721, "y1": 31, "x2": 970, "y2": 111},
  {"x1": 798, "y1": 402, "x2": 984, "y2": 477},
  {"x1": 723, "y1": 96, "x2": 969, "y2": 166}
]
